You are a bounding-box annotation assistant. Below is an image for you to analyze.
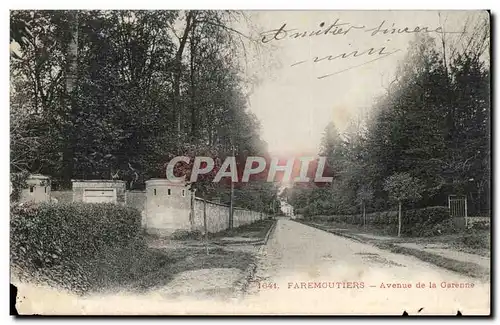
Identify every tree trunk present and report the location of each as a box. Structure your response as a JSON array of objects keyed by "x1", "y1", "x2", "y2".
[
  {"x1": 229, "y1": 145, "x2": 235, "y2": 229},
  {"x1": 203, "y1": 198, "x2": 209, "y2": 255},
  {"x1": 62, "y1": 11, "x2": 78, "y2": 187},
  {"x1": 477, "y1": 184, "x2": 482, "y2": 214},
  {"x1": 190, "y1": 189, "x2": 195, "y2": 229},
  {"x1": 189, "y1": 23, "x2": 198, "y2": 142},
  {"x1": 363, "y1": 201, "x2": 366, "y2": 227},
  {"x1": 173, "y1": 11, "x2": 194, "y2": 148},
  {"x1": 398, "y1": 200, "x2": 402, "y2": 237}
]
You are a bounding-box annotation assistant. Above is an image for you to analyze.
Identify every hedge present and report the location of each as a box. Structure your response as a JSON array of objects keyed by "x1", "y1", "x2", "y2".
[
  {"x1": 10, "y1": 172, "x2": 29, "y2": 202},
  {"x1": 10, "y1": 202, "x2": 142, "y2": 293},
  {"x1": 401, "y1": 206, "x2": 450, "y2": 236},
  {"x1": 306, "y1": 206, "x2": 450, "y2": 237}
]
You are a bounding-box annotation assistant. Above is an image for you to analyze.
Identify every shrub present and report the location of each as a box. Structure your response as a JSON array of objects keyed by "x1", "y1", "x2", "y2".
[
  {"x1": 10, "y1": 202, "x2": 142, "y2": 293},
  {"x1": 10, "y1": 171, "x2": 30, "y2": 202},
  {"x1": 461, "y1": 233, "x2": 489, "y2": 249},
  {"x1": 469, "y1": 220, "x2": 490, "y2": 231},
  {"x1": 429, "y1": 218, "x2": 460, "y2": 236},
  {"x1": 365, "y1": 210, "x2": 397, "y2": 226},
  {"x1": 401, "y1": 206, "x2": 449, "y2": 236},
  {"x1": 305, "y1": 207, "x2": 449, "y2": 237},
  {"x1": 294, "y1": 208, "x2": 305, "y2": 215}
]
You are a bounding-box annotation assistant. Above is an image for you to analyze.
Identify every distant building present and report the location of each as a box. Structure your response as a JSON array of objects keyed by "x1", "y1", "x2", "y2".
[
  {"x1": 19, "y1": 174, "x2": 51, "y2": 203},
  {"x1": 280, "y1": 199, "x2": 294, "y2": 217},
  {"x1": 277, "y1": 185, "x2": 294, "y2": 217}
]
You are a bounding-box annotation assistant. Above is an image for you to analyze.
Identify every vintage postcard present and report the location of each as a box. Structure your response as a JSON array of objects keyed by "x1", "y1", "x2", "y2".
[{"x1": 10, "y1": 9, "x2": 491, "y2": 316}]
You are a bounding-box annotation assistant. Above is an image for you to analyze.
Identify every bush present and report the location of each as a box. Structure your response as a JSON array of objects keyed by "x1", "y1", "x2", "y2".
[
  {"x1": 461, "y1": 233, "x2": 489, "y2": 249},
  {"x1": 10, "y1": 202, "x2": 142, "y2": 293},
  {"x1": 300, "y1": 199, "x2": 338, "y2": 217},
  {"x1": 402, "y1": 206, "x2": 449, "y2": 236},
  {"x1": 294, "y1": 208, "x2": 305, "y2": 215},
  {"x1": 469, "y1": 220, "x2": 490, "y2": 231},
  {"x1": 305, "y1": 206, "x2": 449, "y2": 237},
  {"x1": 10, "y1": 171, "x2": 29, "y2": 202},
  {"x1": 429, "y1": 218, "x2": 460, "y2": 236}
]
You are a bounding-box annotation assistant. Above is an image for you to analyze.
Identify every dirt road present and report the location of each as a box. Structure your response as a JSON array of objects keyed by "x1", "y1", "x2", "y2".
[{"x1": 244, "y1": 218, "x2": 490, "y2": 315}]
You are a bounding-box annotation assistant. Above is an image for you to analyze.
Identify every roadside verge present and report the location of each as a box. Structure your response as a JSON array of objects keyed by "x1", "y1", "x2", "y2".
[
  {"x1": 232, "y1": 218, "x2": 277, "y2": 298},
  {"x1": 294, "y1": 219, "x2": 490, "y2": 281}
]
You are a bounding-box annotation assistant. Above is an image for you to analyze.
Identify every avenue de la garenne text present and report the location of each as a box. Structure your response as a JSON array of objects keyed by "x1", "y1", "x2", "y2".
[{"x1": 166, "y1": 156, "x2": 333, "y2": 183}]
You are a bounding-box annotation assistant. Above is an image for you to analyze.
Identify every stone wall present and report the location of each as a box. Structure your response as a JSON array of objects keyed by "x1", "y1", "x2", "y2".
[
  {"x1": 51, "y1": 190, "x2": 73, "y2": 203},
  {"x1": 126, "y1": 191, "x2": 146, "y2": 212},
  {"x1": 52, "y1": 189, "x2": 146, "y2": 208},
  {"x1": 126, "y1": 190, "x2": 147, "y2": 226},
  {"x1": 233, "y1": 208, "x2": 264, "y2": 228},
  {"x1": 42, "y1": 178, "x2": 268, "y2": 237},
  {"x1": 72, "y1": 180, "x2": 126, "y2": 204},
  {"x1": 192, "y1": 199, "x2": 266, "y2": 234},
  {"x1": 193, "y1": 198, "x2": 230, "y2": 234}
]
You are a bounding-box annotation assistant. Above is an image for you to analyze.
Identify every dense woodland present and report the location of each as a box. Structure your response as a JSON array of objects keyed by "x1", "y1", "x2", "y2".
[
  {"x1": 10, "y1": 10, "x2": 278, "y2": 212},
  {"x1": 288, "y1": 15, "x2": 491, "y2": 217}
]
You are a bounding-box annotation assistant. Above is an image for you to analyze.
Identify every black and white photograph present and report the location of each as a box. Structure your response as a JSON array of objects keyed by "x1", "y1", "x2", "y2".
[{"x1": 9, "y1": 9, "x2": 491, "y2": 315}]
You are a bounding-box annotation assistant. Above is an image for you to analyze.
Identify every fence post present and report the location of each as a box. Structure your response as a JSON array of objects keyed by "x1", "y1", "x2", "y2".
[
  {"x1": 229, "y1": 186, "x2": 234, "y2": 229},
  {"x1": 190, "y1": 189, "x2": 195, "y2": 230},
  {"x1": 203, "y1": 199, "x2": 209, "y2": 255},
  {"x1": 363, "y1": 202, "x2": 366, "y2": 228},
  {"x1": 465, "y1": 196, "x2": 468, "y2": 228}
]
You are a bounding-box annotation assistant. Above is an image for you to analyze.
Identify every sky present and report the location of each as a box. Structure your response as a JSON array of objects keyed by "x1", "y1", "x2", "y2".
[{"x1": 242, "y1": 10, "x2": 486, "y2": 156}]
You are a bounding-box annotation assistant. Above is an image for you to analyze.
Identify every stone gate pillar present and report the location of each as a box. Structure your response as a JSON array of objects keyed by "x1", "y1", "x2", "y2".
[{"x1": 144, "y1": 179, "x2": 191, "y2": 236}]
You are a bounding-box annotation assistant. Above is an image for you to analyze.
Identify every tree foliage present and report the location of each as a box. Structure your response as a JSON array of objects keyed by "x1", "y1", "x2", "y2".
[
  {"x1": 383, "y1": 172, "x2": 424, "y2": 203},
  {"x1": 288, "y1": 13, "x2": 490, "y2": 217},
  {"x1": 10, "y1": 10, "x2": 276, "y2": 212}
]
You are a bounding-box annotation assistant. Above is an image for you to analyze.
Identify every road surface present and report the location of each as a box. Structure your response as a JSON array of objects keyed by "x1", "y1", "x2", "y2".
[{"x1": 244, "y1": 218, "x2": 490, "y2": 315}]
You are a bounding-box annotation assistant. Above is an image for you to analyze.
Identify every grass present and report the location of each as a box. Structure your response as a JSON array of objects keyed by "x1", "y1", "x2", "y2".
[
  {"x1": 119, "y1": 246, "x2": 254, "y2": 292},
  {"x1": 309, "y1": 219, "x2": 398, "y2": 236},
  {"x1": 384, "y1": 244, "x2": 490, "y2": 280},
  {"x1": 296, "y1": 219, "x2": 490, "y2": 280},
  {"x1": 301, "y1": 218, "x2": 490, "y2": 256},
  {"x1": 144, "y1": 218, "x2": 277, "y2": 242},
  {"x1": 91, "y1": 219, "x2": 279, "y2": 294},
  {"x1": 209, "y1": 218, "x2": 276, "y2": 240},
  {"x1": 410, "y1": 231, "x2": 491, "y2": 257},
  {"x1": 20, "y1": 219, "x2": 277, "y2": 296},
  {"x1": 48, "y1": 240, "x2": 257, "y2": 295}
]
